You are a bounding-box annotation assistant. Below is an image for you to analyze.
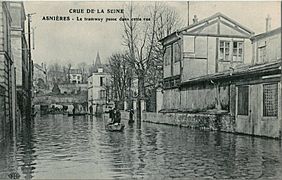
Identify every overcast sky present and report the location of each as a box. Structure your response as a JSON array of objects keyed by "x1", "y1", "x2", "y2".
[{"x1": 24, "y1": 1, "x2": 281, "y2": 67}]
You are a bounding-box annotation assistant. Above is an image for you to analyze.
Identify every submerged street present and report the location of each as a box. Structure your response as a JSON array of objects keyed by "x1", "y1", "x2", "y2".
[{"x1": 0, "y1": 115, "x2": 282, "y2": 179}]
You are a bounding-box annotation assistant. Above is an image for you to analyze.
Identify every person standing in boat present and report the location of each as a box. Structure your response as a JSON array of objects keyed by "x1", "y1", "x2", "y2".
[
  {"x1": 115, "y1": 109, "x2": 121, "y2": 123},
  {"x1": 109, "y1": 107, "x2": 114, "y2": 122},
  {"x1": 129, "y1": 109, "x2": 134, "y2": 124}
]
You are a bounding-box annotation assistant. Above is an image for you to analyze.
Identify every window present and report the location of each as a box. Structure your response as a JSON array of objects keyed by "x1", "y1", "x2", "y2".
[
  {"x1": 219, "y1": 41, "x2": 230, "y2": 61},
  {"x1": 100, "y1": 77, "x2": 104, "y2": 86},
  {"x1": 263, "y1": 83, "x2": 278, "y2": 117},
  {"x1": 258, "y1": 46, "x2": 266, "y2": 63},
  {"x1": 173, "y1": 42, "x2": 181, "y2": 62},
  {"x1": 233, "y1": 41, "x2": 243, "y2": 61},
  {"x1": 164, "y1": 45, "x2": 172, "y2": 66},
  {"x1": 237, "y1": 86, "x2": 249, "y2": 115}
]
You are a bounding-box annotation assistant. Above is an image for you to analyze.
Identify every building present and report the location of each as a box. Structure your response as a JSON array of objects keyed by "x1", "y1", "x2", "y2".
[
  {"x1": 88, "y1": 53, "x2": 112, "y2": 115},
  {"x1": 160, "y1": 12, "x2": 253, "y2": 111},
  {"x1": 234, "y1": 27, "x2": 281, "y2": 137},
  {"x1": 0, "y1": 2, "x2": 13, "y2": 140},
  {"x1": 69, "y1": 69, "x2": 82, "y2": 84},
  {"x1": 159, "y1": 12, "x2": 282, "y2": 138},
  {"x1": 10, "y1": 1, "x2": 29, "y2": 122}
]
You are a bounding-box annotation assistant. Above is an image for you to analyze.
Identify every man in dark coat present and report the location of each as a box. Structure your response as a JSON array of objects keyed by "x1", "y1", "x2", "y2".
[
  {"x1": 109, "y1": 107, "x2": 115, "y2": 124},
  {"x1": 115, "y1": 109, "x2": 121, "y2": 123}
]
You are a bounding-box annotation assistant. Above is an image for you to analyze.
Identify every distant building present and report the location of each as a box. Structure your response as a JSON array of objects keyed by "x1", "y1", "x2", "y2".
[
  {"x1": 88, "y1": 53, "x2": 112, "y2": 115},
  {"x1": 69, "y1": 69, "x2": 82, "y2": 84}
]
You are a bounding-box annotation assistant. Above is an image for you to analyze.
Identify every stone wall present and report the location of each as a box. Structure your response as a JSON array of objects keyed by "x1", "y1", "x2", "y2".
[
  {"x1": 33, "y1": 93, "x2": 87, "y2": 105},
  {"x1": 120, "y1": 111, "x2": 235, "y2": 133}
]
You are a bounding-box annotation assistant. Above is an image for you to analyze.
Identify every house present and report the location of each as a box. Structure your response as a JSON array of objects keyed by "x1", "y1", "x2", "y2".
[
  {"x1": 234, "y1": 27, "x2": 281, "y2": 137},
  {"x1": 69, "y1": 69, "x2": 82, "y2": 84},
  {"x1": 160, "y1": 12, "x2": 282, "y2": 138},
  {"x1": 160, "y1": 12, "x2": 254, "y2": 111},
  {"x1": 88, "y1": 53, "x2": 112, "y2": 115}
]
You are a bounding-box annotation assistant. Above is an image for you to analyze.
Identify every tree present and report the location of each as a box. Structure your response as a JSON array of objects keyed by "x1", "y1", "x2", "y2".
[
  {"x1": 67, "y1": 63, "x2": 72, "y2": 83},
  {"x1": 108, "y1": 52, "x2": 131, "y2": 109},
  {"x1": 77, "y1": 62, "x2": 89, "y2": 83},
  {"x1": 47, "y1": 63, "x2": 64, "y2": 84},
  {"x1": 122, "y1": 2, "x2": 183, "y2": 125}
]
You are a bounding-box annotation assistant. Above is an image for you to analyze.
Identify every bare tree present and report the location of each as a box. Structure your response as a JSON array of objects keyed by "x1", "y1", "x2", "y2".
[
  {"x1": 77, "y1": 62, "x2": 89, "y2": 83},
  {"x1": 109, "y1": 52, "x2": 131, "y2": 109},
  {"x1": 47, "y1": 63, "x2": 64, "y2": 84},
  {"x1": 122, "y1": 2, "x2": 183, "y2": 124},
  {"x1": 67, "y1": 63, "x2": 72, "y2": 83}
]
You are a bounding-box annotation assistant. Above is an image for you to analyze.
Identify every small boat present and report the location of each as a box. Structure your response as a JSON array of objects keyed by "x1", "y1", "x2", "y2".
[{"x1": 106, "y1": 123, "x2": 125, "y2": 132}]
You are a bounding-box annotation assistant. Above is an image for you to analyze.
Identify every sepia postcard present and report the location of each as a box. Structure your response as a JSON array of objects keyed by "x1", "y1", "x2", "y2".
[{"x1": 0, "y1": 0, "x2": 281, "y2": 179}]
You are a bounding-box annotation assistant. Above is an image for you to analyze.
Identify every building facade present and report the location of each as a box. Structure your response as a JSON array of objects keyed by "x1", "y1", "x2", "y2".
[
  {"x1": 234, "y1": 27, "x2": 281, "y2": 137},
  {"x1": 161, "y1": 13, "x2": 253, "y2": 111},
  {"x1": 0, "y1": 2, "x2": 13, "y2": 140},
  {"x1": 10, "y1": 1, "x2": 29, "y2": 122},
  {"x1": 160, "y1": 12, "x2": 282, "y2": 138},
  {"x1": 69, "y1": 69, "x2": 82, "y2": 84},
  {"x1": 88, "y1": 67, "x2": 111, "y2": 115}
]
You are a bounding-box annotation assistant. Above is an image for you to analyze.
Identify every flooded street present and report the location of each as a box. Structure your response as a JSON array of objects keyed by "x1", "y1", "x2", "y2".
[{"x1": 1, "y1": 114, "x2": 282, "y2": 179}]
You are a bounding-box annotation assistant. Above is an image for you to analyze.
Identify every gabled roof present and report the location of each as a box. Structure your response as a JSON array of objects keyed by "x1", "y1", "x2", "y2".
[{"x1": 160, "y1": 12, "x2": 254, "y2": 43}]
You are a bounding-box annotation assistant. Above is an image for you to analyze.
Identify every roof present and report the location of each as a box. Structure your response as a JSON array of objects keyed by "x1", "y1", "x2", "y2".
[
  {"x1": 181, "y1": 60, "x2": 281, "y2": 86},
  {"x1": 160, "y1": 12, "x2": 254, "y2": 43},
  {"x1": 251, "y1": 27, "x2": 281, "y2": 41}
]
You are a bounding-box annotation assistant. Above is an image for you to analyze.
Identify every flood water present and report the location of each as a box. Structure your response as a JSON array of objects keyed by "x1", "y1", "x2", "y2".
[{"x1": 1, "y1": 114, "x2": 282, "y2": 179}]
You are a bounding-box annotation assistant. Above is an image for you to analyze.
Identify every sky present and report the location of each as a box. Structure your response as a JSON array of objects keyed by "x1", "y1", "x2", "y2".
[{"x1": 24, "y1": 1, "x2": 281, "y2": 67}]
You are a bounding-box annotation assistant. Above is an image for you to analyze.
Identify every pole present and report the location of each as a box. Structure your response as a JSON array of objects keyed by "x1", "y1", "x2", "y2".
[
  {"x1": 187, "y1": 1, "x2": 190, "y2": 26},
  {"x1": 27, "y1": 14, "x2": 32, "y2": 120}
]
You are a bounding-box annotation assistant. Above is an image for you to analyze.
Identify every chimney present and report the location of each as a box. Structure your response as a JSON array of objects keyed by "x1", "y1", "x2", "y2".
[
  {"x1": 193, "y1": 15, "x2": 198, "y2": 24},
  {"x1": 266, "y1": 14, "x2": 271, "y2": 32}
]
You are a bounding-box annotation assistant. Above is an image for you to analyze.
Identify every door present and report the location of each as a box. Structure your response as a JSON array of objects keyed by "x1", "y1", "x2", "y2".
[{"x1": 236, "y1": 85, "x2": 251, "y2": 134}]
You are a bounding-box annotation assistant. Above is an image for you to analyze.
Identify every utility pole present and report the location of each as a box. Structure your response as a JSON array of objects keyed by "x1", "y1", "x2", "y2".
[
  {"x1": 27, "y1": 13, "x2": 35, "y2": 120},
  {"x1": 187, "y1": 1, "x2": 190, "y2": 26}
]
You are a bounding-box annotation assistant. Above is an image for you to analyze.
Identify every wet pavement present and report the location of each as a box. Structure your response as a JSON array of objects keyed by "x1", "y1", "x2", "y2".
[{"x1": 1, "y1": 114, "x2": 282, "y2": 179}]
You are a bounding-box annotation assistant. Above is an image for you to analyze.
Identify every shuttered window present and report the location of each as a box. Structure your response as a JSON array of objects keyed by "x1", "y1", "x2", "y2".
[
  {"x1": 237, "y1": 85, "x2": 249, "y2": 115},
  {"x1": 164, "y1": 45, "x2": 172, "y2": 66},
  {"x1": 263, "y1": 83, "x2": 278, "y2": 117},
  {"x1": 173, "y1": 43, "x2": 181, "y2": 62}
]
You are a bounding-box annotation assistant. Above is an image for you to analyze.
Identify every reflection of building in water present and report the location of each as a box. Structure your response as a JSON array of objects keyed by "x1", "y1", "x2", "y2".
[{"x1": 20, "y1": 122, "x2": 37, "y2": 179}]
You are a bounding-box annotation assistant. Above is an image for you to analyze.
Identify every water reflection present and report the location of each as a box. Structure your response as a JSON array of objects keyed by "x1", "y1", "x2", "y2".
[{"x1": 0, "y1": 114, "x2": 282, "y2": 179}]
